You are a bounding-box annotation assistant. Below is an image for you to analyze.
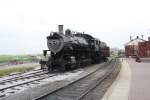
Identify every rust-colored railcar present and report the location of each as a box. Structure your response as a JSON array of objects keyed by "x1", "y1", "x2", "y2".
[{"x1": 100, "y1": 46, "x2": 110, "y2": 58}]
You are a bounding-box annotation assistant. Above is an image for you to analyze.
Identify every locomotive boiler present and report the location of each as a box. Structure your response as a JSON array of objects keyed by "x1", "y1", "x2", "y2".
[{"x1": 40, "y1": 25, "x2": 109, "y2": 71}]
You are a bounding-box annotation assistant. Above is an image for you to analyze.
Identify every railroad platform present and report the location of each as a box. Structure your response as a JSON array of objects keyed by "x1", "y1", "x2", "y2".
[{"x1": 102, "y1": 58, "x2": 150, "y2": 100}]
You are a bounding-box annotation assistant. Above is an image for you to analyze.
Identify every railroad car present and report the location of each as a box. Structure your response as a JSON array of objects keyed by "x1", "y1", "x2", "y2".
[
  {"x1": 100, "y1": 45, "x2": 110, "y2": 60},
  {"x1": 40, "y1": 25, "x2": 110, "y2": 71}
]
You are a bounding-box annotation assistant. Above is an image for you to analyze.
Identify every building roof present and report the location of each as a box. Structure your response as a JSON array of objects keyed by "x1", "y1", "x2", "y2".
[{"x1": 125, "y1": 37, "x2": 146, "y2": 46}]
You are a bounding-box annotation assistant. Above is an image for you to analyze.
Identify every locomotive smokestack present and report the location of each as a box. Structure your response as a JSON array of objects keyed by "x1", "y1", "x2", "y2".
[{"x1": 58, "y1": 25, "x2": 63, "y2": 34}]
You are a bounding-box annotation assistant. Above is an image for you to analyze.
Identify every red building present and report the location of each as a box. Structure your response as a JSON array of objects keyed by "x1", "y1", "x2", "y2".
[
  {"x1": 138, "y1": 37, "x2": 150, "y2": 57},
  {"x1": 125, "y1": 36, "x2": 146, "y2": 58},
  {"x1": 125, "y1": 36, "x2": 150, "y2": 58}
]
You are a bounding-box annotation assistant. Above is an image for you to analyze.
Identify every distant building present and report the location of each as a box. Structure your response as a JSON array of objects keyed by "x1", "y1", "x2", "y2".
[{"x1": 125, "y1": 36, "x2": 150, "y2": 58}]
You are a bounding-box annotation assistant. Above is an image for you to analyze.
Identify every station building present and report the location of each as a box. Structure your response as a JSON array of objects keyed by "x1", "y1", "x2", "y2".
[{"x1": 125, "y1": 36, "x2": 150, "y2": 58}]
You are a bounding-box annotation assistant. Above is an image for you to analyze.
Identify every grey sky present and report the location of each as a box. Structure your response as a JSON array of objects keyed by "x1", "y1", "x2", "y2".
[{"x1": 0, "y1": 0, "x2": 150, "y2": 54}]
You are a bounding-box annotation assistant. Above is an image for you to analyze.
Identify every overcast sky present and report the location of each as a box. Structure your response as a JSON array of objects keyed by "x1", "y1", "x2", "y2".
[{"x1": 0, "y1": 0, "x2": 150, "y2": 54}]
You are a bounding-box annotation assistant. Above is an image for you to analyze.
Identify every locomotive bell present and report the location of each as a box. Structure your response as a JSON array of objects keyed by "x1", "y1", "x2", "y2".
[{"x1": 65, "y1": 29, "x2": 71, "y2": 35}]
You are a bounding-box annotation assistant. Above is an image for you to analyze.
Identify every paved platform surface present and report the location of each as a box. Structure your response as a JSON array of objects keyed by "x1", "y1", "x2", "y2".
[
  {"x1": 102, "y1": 58, "x2": 150, "y2": 100},
  {"x1": 128, "y1": 58, "x2": 150, "y2": 100}
]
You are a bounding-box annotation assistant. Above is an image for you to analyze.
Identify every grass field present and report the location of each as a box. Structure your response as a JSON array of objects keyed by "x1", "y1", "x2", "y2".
[
  {"x1": 0, "y1": 67, "x2": 33, "y2": 76},
  {"x1": 0, "y1": 55, "x2": 37, "y2": 63},
  {"x1": 0, "y1": 64, "x2": 39, "y2": 76},
  {"x1": 0, "y1": 55, "x2": 41, "y2": 76}
]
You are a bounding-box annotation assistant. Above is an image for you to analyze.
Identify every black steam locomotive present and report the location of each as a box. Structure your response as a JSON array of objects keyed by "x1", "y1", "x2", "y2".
[{"x1": 40, "y1": 25, "x2": 109, "y2": 71}]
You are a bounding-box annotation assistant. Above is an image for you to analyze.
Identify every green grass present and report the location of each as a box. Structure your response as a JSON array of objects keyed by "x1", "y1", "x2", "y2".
[
  {"x1": 0, "y1": 65, "x2": 38, "y2": 76},
  {"x1": 0, "y1": 55, "x2": 32, "y2": 63}
]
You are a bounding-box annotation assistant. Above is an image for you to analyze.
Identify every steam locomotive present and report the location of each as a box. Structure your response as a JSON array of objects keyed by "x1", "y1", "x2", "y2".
[{"x1": 40, "y1": 25, "x2": 110, "y2": 71}]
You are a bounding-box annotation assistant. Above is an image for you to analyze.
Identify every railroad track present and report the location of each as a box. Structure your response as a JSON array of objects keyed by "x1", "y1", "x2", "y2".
[
  {"x1": 35, "y1": 59, "x2": 117, "y2": 100},
  {"x1": 8, "y1": 69, "x2": 42, "y2": 76},
  {"x1": 0, "y1": 64, "x2": 41, "y2": 79},
  {"x1": 0, "y1": 71, "x2": 49, "y2": 85},
  {"x1": 0, "y1": 69, "x2": 43, "y2": 82},
  {"x1": 0, "y1": 70, "x2": 45, "y2": 84},
  {"x1": 0, "y1": 69, "x2": 58, "y2": 98}
]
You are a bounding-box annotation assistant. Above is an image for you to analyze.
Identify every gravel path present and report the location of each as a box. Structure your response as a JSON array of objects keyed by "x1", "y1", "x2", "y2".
[{"x1": 127, "y1": 58, "x2": 150, "y2": 100}]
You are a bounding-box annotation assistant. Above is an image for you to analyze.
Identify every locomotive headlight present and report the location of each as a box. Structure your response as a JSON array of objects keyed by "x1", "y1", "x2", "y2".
[{"x1": 47, "y1": 38, "x2": 64, "y2": 53}]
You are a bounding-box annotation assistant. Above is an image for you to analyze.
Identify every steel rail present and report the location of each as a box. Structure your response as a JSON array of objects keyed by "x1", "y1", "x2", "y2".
[
  {"x1": 0, "y1": 69, "x2": 43, "y2": 82},
  {"x1": 77, "y1": 59, "x2": 118, "y2": 100},
  {"x1": 0, "y1": 71, "x2": 49, "y2": 84},
  {"x1": 34, "y1": 59, "x2": 113, "y2": 100},
  {"x1": 0, "y1": 74, "x2": 56, "y2": 91}
]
